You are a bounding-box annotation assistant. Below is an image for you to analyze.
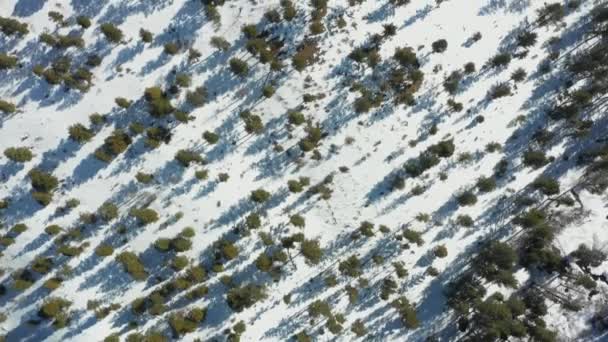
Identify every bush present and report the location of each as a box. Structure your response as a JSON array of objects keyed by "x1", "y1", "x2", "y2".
[
  {"x1": 262, "y1": 85, "x2": 276, "y2": 98},
  {"x1": 4, "y1": 147, "x2": 33, "y2": 162},
  {"x1": 229, "y1": 58, "x2": 249, "y2": 76},
  {"x1": 511, "y1": 68, "x2": 527, "y2": 82},
  {"x1": 116, "y1": 252, "x2": 147, "y2": 280},
  {"x1": 68, "y1": 124, "x2": 94, "y2": 143},
  {"x1": 136, "y1": 172, "x2": 154, "y2": 184},
  {"x1": 139, "y1": 29, "x2": 153, "y2": 43},
  {"x1": 246, "y1": 213, "x2": 261, "y2": 229},
  {"x1": 130, "y1": 208, "x2": 159, "y2": 226},
  {"x1": 456, "y1": 215, "x2": 474, "y2": 227},
  {"x1": 301, "y1": 239, "x2": 322, "y2": 264},
  {"x1": 0, "y1": 16, "x2": 29, "y2": 36},
  {"x1": 517, "y1": 30, "x2": 537, "y2": 48},
  {"x1": 0, "y1": 99, "x2": 16, "y2": 113},
  {"x1": 95, "y1": 244, "x2": 114, "y2": 257},
  {"x1": 403, "y1": 229, "x2": 424, "y2": 246},
  {"x1": 226, "y1": 284, "x2": 267, "y2": 312},
  {"x1": 532, "y1": 176, "x2": 560, "y2": 196},
  {"x1": 393, "y1": 47, "x2": 418, "y2": 67},
  {"x1": 434, "y1": 245, "x2": 448, "y2": 258},
  {"x1": 392, "y1": 296, "x2": 419, "y2": 329},
  {"x1": 29, "y1": 169, "x2": 58, "y2": 192},
  {"x1": 171, "y1": 256, "x2": 189, "y2": 271},
  {"x1": 186, "y1": 86, "x2": 207, "y2": 107},
  {"x1": 522, "y1": 150, "x2": 548, "y2": 168},
  {"x1": 98, "y1": 202, "x2": 119, "y2": 221},
  {"x1": 115, "y1": 97, "x2": 132, "y2": 108},
  {"x1": 175, "y1": 149, "x2": 203, "y2": 167},
  {"x1": 210, "y1": 36, "x2": 230, "y2": 51},
  {"x1": 464, "y1": 62, "x2": 476, "y2": 74},
  {"x1": 164, "y1": 42, "x2": 179, "y2": 55},
  {"x1": 339, "y1": 255, "x2": 362, "y2": 277},
  {"x1": 45, "y1": 224, "x2": 62, "y2": 235},
  {"x1": 175, "y1": 73, "x2": 191, "y2": 87},
  {"x1": 432, "y1": 39, "x2": 448, "y2": 53},
  {"x1": 250, "y1": 189, "x2": 271, "y2": 203},
  {"x1": 476, "y1": 176, "x2": 496, "y2": 193},
  {"x1": 100, "y1": 23, "x2": 123, "y2": 43},
  {"x1": 309, "y1": 20, "x2": 325, "y2": 35},
  {"x1": 0, "y1": 53, "x2": 17, "y2": 69},
  {"x1": 290, "y1": 214, "x2": 305, "y2": 228},
  {"x1": 76, "y1": 16, "x2": 91, "y2": 29},
  {"x1": 203, "y1": 131, "x2": 220, "y2": 144},
  {"x1": 489, "y1": 82, "x2": 511, "y2": 99},
  {"x1": 490, "y1": 53, "x2": 512, "y2": 68},
  {"x1": 456, "y1": 191, "x2": 477, "y2": 206},
  {"x1": 39, "y1": 297, "x2": 71, "y2": 328}
]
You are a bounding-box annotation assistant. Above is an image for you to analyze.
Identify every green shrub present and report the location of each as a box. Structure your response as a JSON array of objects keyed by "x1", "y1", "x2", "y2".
[
  {"x1": 0, "y1": 16, "x2": 29, "y2": 36},
  {"x1": 98, "y1": 202, "x2": 118, "y2": 221},
  {"x1": 136, "y1": 172, "x2": 154, "y2": 184},
  {"x1": 301, "y1": 239, "x2": 322, "y2": 264},
  {"x1": 339, "y1": 255, "x2": 362, "y2": 277},
  {"x1": 76, "y1": 16, "x2": 91, "y2": 29},
  {"x1": 95, "y1": 244, "x2": 114, "y2": 257},
  {"x1": 186, "y1": 86, "x2": 207, "y2": 107},
  {"x1": 4, "y1": 147, "x2": 33, "y2": 162},
  {"x1": 262, "y1": 85, "x2": 276, "y2": 98},
  {"x1": 68, "y1": 124, "x2": 94, "y2": 143},
  {"x1": 203, "y1": 131, "x2": 220, "y2": 144},
  {"x1": 403, "y1": 229, "x2": 424, "y2": 245},
  {"x1": 39, "y1": 297, "x2": 72, "y2": 329},
  {"x1": 29, "y1": 169, "x2": 58, "y2": 192},
  {"x1": 290, "y1": 214, "x2": 305, "y2": 228},
  {"x1": 434, "y1": 245, "x2": 448, "y2": 258},
  {"x1": 139, "y1": 29, "x2": 153, "y2": 43},
  {"x1": 456, "y1": 191, "x2": 477, "y2": 206},
  {"x1": 226, "y1": 284, "x2": 267, "y2": 312},
  {"x1": 489, "y1": 53, "x2": 511, "y2": 68},
  {"x1": 0, "y1": 99, "x2": 16, "y2": 113},
  {"x1": 116, "y1": 252, "x2": 147, "y2": 280},
  {"x1": 130, "y1": 208, "x2": 159, "y2": 226},
  {"x1": 489, "y1": 82, "x2": 512, "y2": 99},
  {"x1": 532, "y1": 176, "x2": 560, "y2": 196},
  {"x1": 175, "y1": 73, "x2": 191, "y2": 87},
  {"x1": 11, "y1": 223, "x2": 28, "y2": 235},
  {"x1": 392, "y1": 296, "x2": 419, "y2": 329},
  {"x1": 287, "y1": 111, "x2": 305, "y2": 126},
  {"x1": 175, "y1": 149, "x2": 203, "y2": 167},
  {"x1": 250, "y1": 189, "x2": 271, "y2": 203},
  {"x1": 522, "y1": 150, "x2": 548, "y2": 168},
  {"x1": 246, "y1": 213, "x2": 261, "y2": 229},
  {"x1": 210, "y1": 36, "x2": 230, "y2": 51},
  {"x1": 171, "y1": 256, "x2": 189, "y2": 271},
  {"x1": 100, "y1": 23, "x2": 123, "y2": 43},
  {"x1": 456, "y1": 215, "x2": 474, "y2": 227},
  {"x1": 115, "y1": 97, "x2": 132, "y2": 108},
  {"x1": 431, "y1": 39, "x2": 448, "y2": 53},
  {"x1": 195, "y1": 169, "x2": 208, "y2": 180},
  {"x1": 476, "y1": 176, "x2": 496, "y2": 193},
  {"x1": 229, "y1": 58, "x2": 249, "y2": 76},
  {"x1": 0, "y1": 53, "x2": 17, "y2": 69},
  {"x1": 164, "y1": 42, "x2": 179, "y2": 55}
]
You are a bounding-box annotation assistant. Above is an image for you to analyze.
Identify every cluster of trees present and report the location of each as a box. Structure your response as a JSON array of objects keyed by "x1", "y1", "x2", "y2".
[
  {"x1": 33, "y1": 55, "x2": 94, "y2": 92},
  {"x1": 404, "y1": 139, "x2": 455, "y2": 177},
  {"x1": 95, "y1": 129, "x2": 132, "y2": 162}
]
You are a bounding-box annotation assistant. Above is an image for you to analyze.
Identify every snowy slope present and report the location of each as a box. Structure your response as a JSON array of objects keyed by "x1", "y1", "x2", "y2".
[{"x1": 1, "y1": 0, "x2": 607, "y2": 341}]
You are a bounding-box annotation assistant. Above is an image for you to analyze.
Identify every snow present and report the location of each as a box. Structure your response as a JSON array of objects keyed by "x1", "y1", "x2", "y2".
[{"x1": 0, "y1": 0, "x2": 606, "y2": 341}]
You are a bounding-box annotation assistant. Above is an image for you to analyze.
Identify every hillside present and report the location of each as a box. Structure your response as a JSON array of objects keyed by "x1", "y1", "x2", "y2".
[{"x1": 1, "y1": 0, "x2": 608, "y2": 341}]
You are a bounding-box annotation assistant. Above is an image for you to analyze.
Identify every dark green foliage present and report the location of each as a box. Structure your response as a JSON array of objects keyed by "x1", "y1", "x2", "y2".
[
  {"x1": 29, "y1": 169, "x2": 58, "y2": 193},
  {"x1": 290, "y1": 214, "x2": 305, "y2": 228},
  {"x1": 95, "y1": 130, "x2": 132, "y2": 162},
  {"x1": 392, "y1": 296, "x2": 419, "y2": 329},
  {"x1": 0, "y1": 16, "x2": 29, "y2": 36},
  {"x1": 38, "y1": 297, "x2": 72, "y2": 329},
  {"x1": 456, "y1": 191, "x2": 477, "y2": 206},
  {"x1": 434, "y1": 245, "x2": 448, "y2": 258},
  {"x1": 0, "y1": 53, "x2": 17, "y2": 70},
  {"x1": 130, "y1": 208, "x2": 159, "y2": 226},
  {"x1": 456, "y1": 215, "x2": 474, "y2": 227},
  {"x1": 474, "y1": 241, "x2": 518, "y2": 287},
  {"x1": 403, "y1": 228, "x2": 424, "y2": 245},
  {"x1": 164, "y1": 42, "x2": 179, "y2": 55},
  {"x1": 339, "y1": 255, "x2": 362, "y2": 277},
  {"x1": 100, "y1": 23, "x2": 123, "y2": 43},
  {"x1": 432, "y1": 39, "x2": 448, "y2": 53},
  {"x1": 299, "y1": 123, "x2": 323, "y2": 152},
  {"x1": 203, "y1": 131, "x2": 220, "y2": 144},
  {"x1": 116, "y1": 251, "x2": 147, "y2": 280},
  {"x1": 532, "y1": 176, "x2": 560, "y2": 196},
  {"x1": 98, "y1": 202, "x2": 118, "y2": 221},
  {"x1": 136, "y1": 172, "x2": 154, "y2": 184},
  {"x1": 246, "y1": 213, "x2": 261, "y2": 229},
  {"x1": 187, "y1": 86, "x2": 208, "y2": 107},
  {"x1": 250, "y1": 189, "x2": 271, "y2": 203},
  {"x1": 95, "y1": 244, "x2": 114, "y2": 257},
  {"x1": 139, "y1": 29, "x2": 153, "y2": 43},
  {"x1": 393, "y1": 47, "x2": 418, "y2": 67},
  {"x1": 68, "y1": 124, "x2": 94, "y2": 143},
  {"x1": 476, "y1": 176, "x2": 496, "y2": 193},
  {"x1": 489, "y1": 82, "x2": 512, "y2": 99},
  {"x1": 537, "y1": 3, "x2": 565, "y2": 26},
  {"x1": 301, "y1": 239, "x2": 323, "y2": 264},
  {"x1": 0, "y1": 99, "x2": 16, "y2": 113},
  {"x1": 380, "y1": 277, "x2": 398, "y2": 300},
  {"x1": 517, "y1": 31, "x2": 537, "y2": 47},
  {"x1": 523, "y1": 150, "x2": 548, "y2": 168},
  {"x1": 4, "y1": 147, "x2": 33, "y2": 162},
  {"x1": 175, "y1": 149, "x2": 203, "y2": 167},
  {"x1": 229, "y1": 58, "x2": 249, "y2": 76},
  {"x1": 76, "y1": 16, "x2": 91, "y2": 29},
  {"x1": 226, "y1": 284, "x2": 267, "y2": 312},
  {"x1": 175, "y1": 73, "x2": 191, "y2": 87},
  {"x1": 210, "y1": 36, "x2": 230, "y2": 51},
  {"x1": 571, "y1": 244, "x2": 607, "y2": 270},
  {"x1": 240, "y1": 111, "x2": 264, "y2": 134},
  {"x1": 489, "y1": 53, "x2": 512, "y2": 68},
  {"x1": 351, "y1": 319, "x2": 367, "y2": 337},
  {"x1": 444, "y1": 71, "x2": 463, "y2": 94},
  {"x1": 464, "y1": 62, "x2": 476, "y2": 74},
  {"x1": 308, "y1": 300, "x2": 332, "y2": 318}
]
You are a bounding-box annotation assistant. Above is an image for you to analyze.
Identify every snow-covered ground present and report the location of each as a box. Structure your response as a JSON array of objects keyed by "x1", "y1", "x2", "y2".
[{"x1": 1, "y1": 0, "x2": 607, "y2": 341}]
